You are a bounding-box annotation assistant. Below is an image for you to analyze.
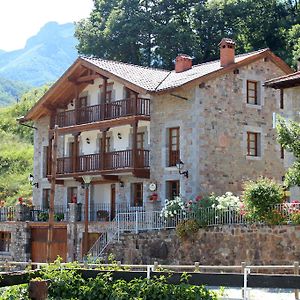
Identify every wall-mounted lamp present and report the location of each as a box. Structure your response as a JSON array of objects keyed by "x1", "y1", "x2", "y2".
[
  {"x1": 176, "y1": 160, "x2": 189, "y2": 178},
  {"x1": 86, "y1": 138, "x2": 90, "y2": 144},
  {"x1": 28, "y1": 174, "x2": 39, "y2": 188},
  {"x1": 117, "y1": 133, "x2": 122, "y2": 140},
  {"x1": 119, "y1": 181, "x2": 124, "y2": 188}
]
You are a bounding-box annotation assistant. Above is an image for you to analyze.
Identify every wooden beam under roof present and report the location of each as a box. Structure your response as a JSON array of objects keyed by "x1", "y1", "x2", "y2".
[{"x1": 51, "y1": 115, "x2": 150, "y2": 136}]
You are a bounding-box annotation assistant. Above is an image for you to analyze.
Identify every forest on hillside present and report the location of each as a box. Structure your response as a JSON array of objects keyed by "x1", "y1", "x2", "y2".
[
  {"x1": 75, "y1": 0, "x2": 300, "y2": 69},
  {"x1": 0, "y1": 86, "x2": 49, "y2": 205}
]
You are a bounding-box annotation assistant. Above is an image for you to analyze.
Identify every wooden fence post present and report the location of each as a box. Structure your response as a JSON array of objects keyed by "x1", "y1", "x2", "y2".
[
  {"x1": 294, "y1": 261, "x2": 299, "y2": 300},
  {"x1": 195, "y1": 262, "x2": 200, "y2": 272}
]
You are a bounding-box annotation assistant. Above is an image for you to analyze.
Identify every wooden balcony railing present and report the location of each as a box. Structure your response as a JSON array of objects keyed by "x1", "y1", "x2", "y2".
[
  {"x1": 54, "y1": 98, "x2": 150, "y2": 128},
  {"x1": 56, "y1": 149, "x2": 150, "y2": 175}
]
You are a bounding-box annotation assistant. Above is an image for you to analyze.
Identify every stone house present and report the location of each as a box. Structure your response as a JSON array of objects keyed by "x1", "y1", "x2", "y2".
[
  {"x1": 265, "y1": 67, "x2": 300, "y2": 199},
  {"x1": 5, "y1": 38, "x2": 291, "y2": 262}
]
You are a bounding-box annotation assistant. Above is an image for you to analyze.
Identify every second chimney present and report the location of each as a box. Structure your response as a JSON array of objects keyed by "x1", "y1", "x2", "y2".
[
  {"x1": 219, "y1": 38, "x2": 236, "y2": 67},
  {"x1": 175, "y1": 54, "x2": 193, "y2": 73}
]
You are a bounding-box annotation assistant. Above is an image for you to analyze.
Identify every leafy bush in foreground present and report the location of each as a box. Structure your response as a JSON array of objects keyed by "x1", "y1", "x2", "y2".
[{"x1": 0, "y1": 259, "x2": 218, "y2": 300}]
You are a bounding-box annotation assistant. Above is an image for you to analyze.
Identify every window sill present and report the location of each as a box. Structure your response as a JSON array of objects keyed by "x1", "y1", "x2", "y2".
[
  {"x1": 165, "y1": 166, "x2": 177, "y2": 171},
  {"x1": 246, "y1": 103, "x2": 262, "y2": 109},
  {"x1": 246, "y1": 155, "x2": 262, "y2": 161}
]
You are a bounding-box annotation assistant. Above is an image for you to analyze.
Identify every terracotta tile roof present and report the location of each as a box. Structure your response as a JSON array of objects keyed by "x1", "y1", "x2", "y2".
[
  {"x1": 265, "y1": 71, "x2": 300, "y2": 88},
  {"x1": 81, "y1": 49, "x2": 269, "y2": 92},
  {"x1": 81, "y1": 56, "x2": 170, "y2": 92}
]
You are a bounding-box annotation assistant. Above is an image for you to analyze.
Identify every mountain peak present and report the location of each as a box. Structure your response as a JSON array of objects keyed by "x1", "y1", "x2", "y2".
[
  {"x1": 25, "y1": 22, "x2": 75, "y2": 49},
  {"x1": 0, "y1": 22, "x2": 78, "y2": 86}
]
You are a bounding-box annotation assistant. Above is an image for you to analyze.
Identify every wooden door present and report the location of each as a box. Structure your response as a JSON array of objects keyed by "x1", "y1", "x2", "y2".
[
  {"x1": 31, "y1": 226, "x2": 67, "y2": 262},
  {"x1": 111, "y1": 184, "x2": 116, "y2": 220}
]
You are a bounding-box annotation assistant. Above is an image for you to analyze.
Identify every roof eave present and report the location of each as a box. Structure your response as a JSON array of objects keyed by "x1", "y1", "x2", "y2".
[{"x1": 24, "y1": 57, "x2": 150, "y2": 122}]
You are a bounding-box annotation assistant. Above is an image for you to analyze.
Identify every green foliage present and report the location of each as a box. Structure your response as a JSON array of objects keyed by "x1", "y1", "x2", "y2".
[
  {"x1": 276, "y1": 115, "x2": 300, "y2": 187},
  {"x1": 0, "y1": 85, "x2": 48, "y2": 205},
  {"x1": 1, "y1": 259, "x2": 217, "y2": 300},
  {"x1": 243, "y1": 177, "x2": 285, "y2": 222},
  {"x1": 75, "y1": 0, "x2": 300, "y2": 69},
  {"x1": 176, "y1": 219, "x2": 200, "y2": 239},
  {"x1": 0, "y1": 284, "x2": 29, "y2": 300},
  {"x1": 291, "y1": 211, "x2": 300, "y2": 225},
  {"x1": 0, "y1": 77, "x2": 31, "y2": 106},
  {"x1": 0, "y1": 85, "x2": 49, "y2": 143}
]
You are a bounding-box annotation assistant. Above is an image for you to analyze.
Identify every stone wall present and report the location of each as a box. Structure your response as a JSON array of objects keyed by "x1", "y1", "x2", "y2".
[
  {"x1": 106, "y1": 225, "x2": 300, "y2": 266},
  {"x1": 0, "y1": 222, "x2": 30, "y2": 262},
  {"x1": 150, "y1": 58, "x2": 286, "y2": 200}
]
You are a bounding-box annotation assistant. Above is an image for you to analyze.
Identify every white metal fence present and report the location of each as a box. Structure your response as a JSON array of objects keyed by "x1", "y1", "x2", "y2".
[{"x1": 88, "y1": 203, "x2": 300, "y2": 259}]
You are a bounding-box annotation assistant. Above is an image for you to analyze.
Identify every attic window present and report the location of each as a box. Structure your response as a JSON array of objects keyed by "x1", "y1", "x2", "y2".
[{"x1": 233, "y1": 69, "x2": 239, "y2": 74}]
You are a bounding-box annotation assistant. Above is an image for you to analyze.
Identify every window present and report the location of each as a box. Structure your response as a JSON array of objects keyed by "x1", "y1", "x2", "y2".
[
  {"x1": 247, "y1": 132, "x2": 260, "y2": 157},
  {"x1": 137, "y1": 132, "x2": 144, "y2": 149},
  {"x1": 0, "y1": 232, "x2": 11, "y2": 252},
  {"x1": 77, "y1": 96, "x2": 87, "y2": 108},
  {"x1": 68, "y1": 187, "x2": 78, "y2": 204},
  {"x1": 166, "y1": 180, "x2": 180, "y2": 200},
  {"x1": 247, "y1": 80, "x2": 258, "y2": 105},
  {"x1": 280, "y1": 89, "x2": 284, "y2": 109},
  {"x1": 42, "y1": 189, "x2": 50, "y2": 209},
  {"x1": 131, "y1": 183, "x2": 143, "y2": 207},
  {"x1": 168, "y1": 127, "x2": 180, "y2": 167}
]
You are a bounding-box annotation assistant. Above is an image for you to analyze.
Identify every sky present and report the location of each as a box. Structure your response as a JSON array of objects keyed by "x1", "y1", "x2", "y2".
[{"x1": 0, "y1": 0, "x2": 94, "y2": 51}]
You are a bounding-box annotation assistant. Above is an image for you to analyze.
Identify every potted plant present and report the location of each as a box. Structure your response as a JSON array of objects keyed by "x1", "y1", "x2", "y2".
[{"x1": 149, "y1": 193, "x2": 158, "y2": 202}]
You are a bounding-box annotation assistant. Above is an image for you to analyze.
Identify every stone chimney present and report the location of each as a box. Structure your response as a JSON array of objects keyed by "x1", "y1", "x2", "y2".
[
  {"x1": 219, "y1": 38, "x2": 236, "y2": 67},
  {"x1": 175, "y1": 54, "x2": 193, "y2": 73}
]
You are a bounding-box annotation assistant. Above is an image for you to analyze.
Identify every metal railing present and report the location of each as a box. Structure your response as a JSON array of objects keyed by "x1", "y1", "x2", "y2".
[
  {"x1": 83, "y1": 203, "x2": 145, "y2": 222},
  {"x1": 89, "y1": 203, "x2": 300, "y2": 259},
  {"x1": 0, "y1": 207, "x2": 15, "y2": 222},
  {"x1": 29, "y1": 205, "x2": 69, "y2": 222}
]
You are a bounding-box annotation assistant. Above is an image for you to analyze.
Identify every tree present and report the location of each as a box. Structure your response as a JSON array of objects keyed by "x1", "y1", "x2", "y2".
[
  {"x1": 276, "y1": 115, "x2": 300, "y2": 187},
  {"x1": 75, "y1": 0, "x2": 299, "y2": 69},
  {"x1": 0, "y1": 85, "x2": 49, "y2": 205}
]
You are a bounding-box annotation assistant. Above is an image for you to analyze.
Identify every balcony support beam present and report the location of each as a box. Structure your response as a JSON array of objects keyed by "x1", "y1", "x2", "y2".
[
  {"x1": 101, "y1": 129, "x2": 107, "y2": 171},
  {"x1": 72, "y1": 132, "x2": 80, "y2": 173},
  {"x1": 132, "y1": 120, "x2": 138, "y2": 170}
]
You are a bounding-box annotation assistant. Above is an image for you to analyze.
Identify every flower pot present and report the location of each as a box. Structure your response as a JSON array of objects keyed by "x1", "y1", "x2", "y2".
[{"x1": 29, "y1": 279, "x2": 49, "y2": 300}]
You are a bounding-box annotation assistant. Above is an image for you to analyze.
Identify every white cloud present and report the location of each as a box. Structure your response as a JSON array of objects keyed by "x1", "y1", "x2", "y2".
[{"x1": 0, "y1": 0, "x2": 94, "y2": 51}]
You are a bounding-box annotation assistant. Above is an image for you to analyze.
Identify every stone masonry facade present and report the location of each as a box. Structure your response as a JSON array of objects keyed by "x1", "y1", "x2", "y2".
[
  {"x1": 106, "y1": 225, "x2": 300, "y2": 266},
  {"x1": 151, "y1": 58, "x2": 286, "y2": 201}
]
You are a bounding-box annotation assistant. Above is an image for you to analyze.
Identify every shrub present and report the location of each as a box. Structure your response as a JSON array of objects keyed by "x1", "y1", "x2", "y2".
[
  {"x1": 213, "y1": 192, "x2": 241, "y2": 210},
  {"x1": 291, "y1": 211, "x2": 300, "y2": 225},
  {"x1": 160, "y1": 196, "x2": 186, "y2": 219},
  {"x1": 176, "y1": 219, "x2": 200, "y2": 239},
  {"x1": 0, "y1": 259, "x2": 218, "y2": 300},
  {"x1": 243, "y1": 177, "x2": 285, "y2": 222}
]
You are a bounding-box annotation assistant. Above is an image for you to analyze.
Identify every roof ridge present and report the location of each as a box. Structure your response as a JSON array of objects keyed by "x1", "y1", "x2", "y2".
[
  {"x1": 190, "y1": 48, "x2": 269, "y2": 69},
  {"x1": 80, "y1": 55, "x2": 170, "y2": 73}
]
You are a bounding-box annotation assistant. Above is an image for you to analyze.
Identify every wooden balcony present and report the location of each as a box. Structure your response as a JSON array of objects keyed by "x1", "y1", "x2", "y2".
[
  {"x1": 54, "y1": 98, "x2": 150, "y2": 128},
  {"x1": 56, "y1": 149, "x2": 150, "y2": 176}
]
